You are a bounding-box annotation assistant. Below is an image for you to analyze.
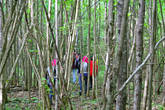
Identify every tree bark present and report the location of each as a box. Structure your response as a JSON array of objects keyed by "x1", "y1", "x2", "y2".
[
  {"x1": 55, "y1": 0, "x2": 58, "y2": 109},
  {"x1": 116, "y1": 0, "x2": 129, "y2": 109},
  {"x1": 142, "y1": 0, "x2": 151, "y2": 109},
  {"x1": 159, "y1": 0, "x2": 165, "y2": 106},
  {"x1": 46, "y1": 0, "x2": 51, "y2": 70},
  {"x1": 133, "y1": 0, "x2": 145, "y2": 110},
  {"x1": 0, "y1": 0, "x2": 3, "y2": 108},
  {"x1": 87, "y1": 0, "x2": 91, "y2": 96},
  {"x1": 92, "y1": 0, "x2": 97, "y2": 99},
  {"x1": 162, "y1": 63, "x2": 165, "y2": 106},
  {"x1": 103, "y1": 0, "x2": 115, "y2": 109},
  {"x1": 147, "y1": 0, "x2": 156, "y2": 109}
]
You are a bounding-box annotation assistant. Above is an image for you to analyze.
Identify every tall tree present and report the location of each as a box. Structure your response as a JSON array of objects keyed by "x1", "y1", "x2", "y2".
[
  {"x1": 55, "y1": 0, "x2": 58, "y2": 109},
  {"x1": 159, "y1": 0, "x2": 165, "y2": 106},
  {"x1": 142, "y1": 1, "x2": 152, "y2": 109},
  {"x1": 46, "y1": 0, "x2": 51, "y2": 71},
  {"x1": 0, "y1": 0, "x2": 3, "y2": 108},
  {"x1": 133, "y1": 0, "x2": 145, "y2": 110},
  {"x1": 92, "y1": 0, "x2": 97, "y2": 99},
  {"x1": 116, "y1": 0, "x2": 129, "y2": 109},
  {"x1": 163, "y1": 61, "x2": 165, "y2": 106},
  {"x1": 102, "y1": 0, "x2": 114, "y2": 109},
  {"x1": 147, "y1": 0, "x2": 156, "y2": 109},
  {"x1": 87, "y1": 0, "x2": 91, "y2": 96}
]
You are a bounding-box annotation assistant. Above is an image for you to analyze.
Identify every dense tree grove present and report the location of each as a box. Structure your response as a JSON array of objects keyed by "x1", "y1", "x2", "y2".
[{"x1": 0, "y1": 0, "x2": 165, "y2": 109}]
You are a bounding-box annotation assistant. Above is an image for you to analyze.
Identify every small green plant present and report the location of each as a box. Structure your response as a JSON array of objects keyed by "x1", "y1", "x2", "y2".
[
  {"x1": 152, "y1": 103, "x2": 165, "y2": 110},
  {"x1": 31, "y1": 97, "x2": 39, "y2": 103},
  {"x1": 158, "y1": 104, "x2": 165, "y2": 110}
]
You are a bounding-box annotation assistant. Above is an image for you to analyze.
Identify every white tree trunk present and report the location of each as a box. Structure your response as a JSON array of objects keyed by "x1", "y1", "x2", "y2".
[
  {"x1": 147, "y1": 0, "x2": 156, "y2": 109},
  {"x1": 55, "y1": 0, "x2": 58, "y2": 109},
  {"x1": 47, "y1": 0, "x2": 51, "y2": 69},
  {"x1": 133, "y1": 0, "x2": 145, "y2": 110}
]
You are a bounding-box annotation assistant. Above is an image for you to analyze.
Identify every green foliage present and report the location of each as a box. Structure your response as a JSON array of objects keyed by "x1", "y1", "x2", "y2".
[
  {"x1": 98, "y1": 65, "x2": 105, "y2": 84},
  {"x1": 31, "y1": 97, "x2": 39, "y2": 103},
  {"x1": 27, "y1": 39, "x2": 32, "y2": 43},
  {"x1": 128, "y1": 12, "x2": 131, "y2": 17},
  {"x1": 152, "y1": 103, "x2": 165, "y2": 110},
  {"x1": 41, "y1": 77, "x2": 46, "y2": 81},
  {"x1": 28, "y1": 49, "x2": 38, "y2": 53},
  {"x1": 41, "y1": 77, "x2": 53, "y2": 94},
  {"x1": 5, "y1": 97, "x2": 40, "y2": 110}
]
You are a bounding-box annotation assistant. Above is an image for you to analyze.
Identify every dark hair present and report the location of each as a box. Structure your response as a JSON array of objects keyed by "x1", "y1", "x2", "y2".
[{"x1": 90, "y1": 56, "x2": 93, "y2": 60}]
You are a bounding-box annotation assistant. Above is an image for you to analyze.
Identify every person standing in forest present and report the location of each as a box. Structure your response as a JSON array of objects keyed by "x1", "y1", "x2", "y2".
[
  {"x1": 79, "y1": 56, "x2": 88, "y2": 96},
  {"x1": 52, "y1": 59, "x2": 56, "y2": 85},
  {"x1": 45, "y1": 67, "x2": 53, "y2": 105},
  {"x1": 45, "y1": 59, "x2": 56, "y2": 105},
  {"x1": 90, "y1": 56, "x2": 93, "y2": 89},
  {"x1": 72, "y1": 50, "x2": 77, "y2": 84},
  {"x1": 76, "y1": 53, "x2": 81, "y2": 74},
  {"x1": 89, "y1": 56, "x2": 98, "y2": 89}
]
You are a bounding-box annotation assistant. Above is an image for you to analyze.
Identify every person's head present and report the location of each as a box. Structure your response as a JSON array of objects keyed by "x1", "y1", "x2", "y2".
[
  {"x1": 52, "y1": 59, "x2": 56, "y2": 67},
  {"x1": 90, "y1": 56, "x2": 93, "y2": 61},
  {"x1": 82, "y1": 56, "x2": 88, "y2": 63},
  {"x1": 73, "y1": 49, "x2": 76, "y2": 55},
  {"x1": 76, "y1": 54, "x2": 79, "y2": 59}
]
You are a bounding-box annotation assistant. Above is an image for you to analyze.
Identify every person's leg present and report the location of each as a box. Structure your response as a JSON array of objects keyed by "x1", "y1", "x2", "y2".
[
  {"x1": 73, "y1": 69, "x2": 76, "y2": 83},
  {"x1": 90, "y1": 76, "x2": 92, "y2": 89},
  {"x1": 84, "y1": 73, "x2": 88, "y2": 94},
  {"x1": 79, "y1": 73, "x2": 82, "y2": 95},
  {"x1": 49, "y1": 89, "x2": 53, "y2": 105}
]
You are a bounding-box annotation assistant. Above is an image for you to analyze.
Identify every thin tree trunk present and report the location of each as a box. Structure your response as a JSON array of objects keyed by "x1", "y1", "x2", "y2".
[
  {"x1": 142, "y1": 0, "x2": 152, "y2": 109},
  {"x1": 47, "y1": 0, "x2": 51, "y2": 70},
  {"x1": 147, "y1": 0, "x2": 156, "y2": 109},
  {"x1": 142, "y1": 67, "x2": 149, "y2": 110},
  {"x1": 79, "y1": 4, "x2": 83, "y2": 55},
  {"x1": 104, "y1": 1, "x2": 108, "y2": 48},
  {"x1": 116, "y1": 0, "x2": 124, "y2": 109},
  {"x1": 158, "y1": 0, "x2": 165, "y2": 33},
  {"x1": 46, "y1": 0, "x2": 52, "y2": 107},
  {"x1": 0, "y1": 0, "x2": 3, "y2": 108},
  {"x1": 116, "y1": 0, "x2": 129, "y2": 109},
  {"x1": 133, "y1": 0, "x2": 145, "y2": 110},
  {"x1": 162, "y1": 64, "x2": 165, "y2": 106},
  {"x1": 161, "y1": 0, "x2": 165, "y2": 105},
  {"x1": 92, "y1": 0, "x2": 97, "y2": 99},
  {"x1": 103, "y1": 0, "x2": 114, "y2": 109},
  {"x1": 87, "y1": 0, "x2": 91, "y2": 96},
  {"x1": 102, "y1": 1, "x2": 108, "y2": 101},
  {"x1": 55, "y1": 0, "x2": 58, "y2": 109}
]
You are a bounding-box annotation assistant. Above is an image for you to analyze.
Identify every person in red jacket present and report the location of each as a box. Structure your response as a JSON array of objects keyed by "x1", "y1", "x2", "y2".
[
  {"x1": 90, "y1": 56, "x2": 98, "y2": 89},
  {"x1": 90, "y1": 57, "x2": 93, "y2": 89}
]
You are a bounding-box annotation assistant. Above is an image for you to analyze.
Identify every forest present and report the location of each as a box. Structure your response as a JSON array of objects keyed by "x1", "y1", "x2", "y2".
[{"x1": 0, "y1": 0, "x2": 165, "y2": 110}]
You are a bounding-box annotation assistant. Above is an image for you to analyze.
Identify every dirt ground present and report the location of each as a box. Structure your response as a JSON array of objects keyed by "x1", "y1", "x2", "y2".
[
  {"x1": 5, "y1": 85, "x2": 164, "y2": 110},
  {"x1": 6, "y1": 85, "x2": 102, "y2": 110}
]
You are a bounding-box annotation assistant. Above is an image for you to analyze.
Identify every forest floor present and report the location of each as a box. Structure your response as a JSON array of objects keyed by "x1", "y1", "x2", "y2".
[
  {"x1": 4, "y1": 69, "x2": 165, "y2": 110},
  {"x1": 5, "y1": 84, "x2": 102, "y2": 110},
  {"x1": 5, "y1": 70, "x2": 105, "y2": 110},
  {"x1": 5, "y1": 83, "x2": 165, "y2": 110}
]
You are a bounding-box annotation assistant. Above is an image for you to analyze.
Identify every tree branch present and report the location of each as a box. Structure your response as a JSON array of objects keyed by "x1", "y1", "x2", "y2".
[{"x1": 114, "y1": 36, "x2": 165, "y2": 98}]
